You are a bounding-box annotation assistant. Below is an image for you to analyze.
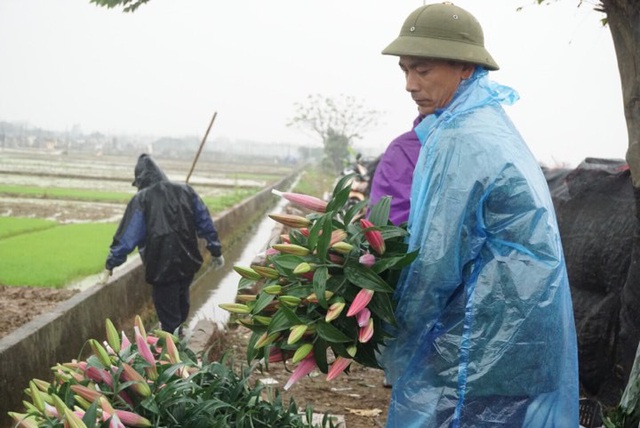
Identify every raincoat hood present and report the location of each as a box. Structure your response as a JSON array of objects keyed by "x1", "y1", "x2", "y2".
[{"x1": 132, "y1": 153, "x2": 169, "y2": 189}]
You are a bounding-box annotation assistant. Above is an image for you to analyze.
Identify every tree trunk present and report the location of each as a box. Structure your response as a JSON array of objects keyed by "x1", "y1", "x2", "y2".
[
  {"x1": 603, "y1": 0, "x2": 640, "y2": 185},
  {"x1": 600, "y1": 0, "x2": 640, "y2": 405}
]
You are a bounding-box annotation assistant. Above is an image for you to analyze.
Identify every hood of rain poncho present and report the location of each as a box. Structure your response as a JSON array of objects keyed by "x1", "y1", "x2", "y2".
[
  {"x1": 132, "y1": 153, "x2": 168, "y2": 189},
  {"x1": 380, "y1": 68, "x2": 579, "y2": 427}
]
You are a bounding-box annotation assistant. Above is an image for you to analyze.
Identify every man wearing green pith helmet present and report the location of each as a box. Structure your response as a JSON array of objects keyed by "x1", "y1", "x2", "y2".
[{"x1": 378, "y1": 3, "x2": 579, "y2": 427}]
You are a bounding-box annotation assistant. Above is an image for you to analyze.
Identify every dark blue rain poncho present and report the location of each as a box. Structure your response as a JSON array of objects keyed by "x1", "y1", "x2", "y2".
[
  {"x1": 380, "y1": 68, "x2": 579, "y2": 427},
  {"x1": 106, "y1": 154, "x2": 221, "y2": 285}
]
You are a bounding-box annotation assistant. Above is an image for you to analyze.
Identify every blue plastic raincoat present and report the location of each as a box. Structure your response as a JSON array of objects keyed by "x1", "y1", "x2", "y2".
[{"x1": 380, "y1": 68, "x2": 579, "y2": 427}]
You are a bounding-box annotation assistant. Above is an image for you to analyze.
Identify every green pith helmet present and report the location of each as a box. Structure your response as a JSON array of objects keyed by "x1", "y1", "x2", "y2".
[{"x1": 382, "y1": 2, "x2": 499, "y2": 71}]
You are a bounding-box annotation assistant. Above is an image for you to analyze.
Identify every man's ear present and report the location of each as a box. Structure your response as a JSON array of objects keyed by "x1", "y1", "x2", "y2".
[{"x1": 461, "y1": 64, "x2": 475, "y2": 80}]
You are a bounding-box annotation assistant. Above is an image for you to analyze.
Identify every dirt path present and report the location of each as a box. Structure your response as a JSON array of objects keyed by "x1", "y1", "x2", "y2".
[{"x1": 0, "y1": 285, "x2": 78, "y2": 339}]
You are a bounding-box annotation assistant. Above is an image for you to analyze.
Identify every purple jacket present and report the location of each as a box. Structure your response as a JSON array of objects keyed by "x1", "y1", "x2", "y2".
[{"x1": 369, "y1": 115, "x2": 423, "y2": 225}]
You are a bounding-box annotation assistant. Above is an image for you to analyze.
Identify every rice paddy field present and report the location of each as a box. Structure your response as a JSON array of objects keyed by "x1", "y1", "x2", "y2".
[{"x1": 0, "y1": 148, "x2": 297, "y2": 288}]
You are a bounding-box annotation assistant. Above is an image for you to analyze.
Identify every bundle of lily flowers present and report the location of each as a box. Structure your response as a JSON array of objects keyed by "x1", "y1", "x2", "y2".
[
  {"x1": 9, "y1": 316, "x2": 178, "y2": 428},
  {"x1": 220, "y1": 175, "x2": 417, "y2": 390}
]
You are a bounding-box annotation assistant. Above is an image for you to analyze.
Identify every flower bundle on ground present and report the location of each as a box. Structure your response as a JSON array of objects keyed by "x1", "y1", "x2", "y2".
[
  {"x1": 8, "y1": 316, "x2": 322, "y2": 428},
  {"x1": 221, "y1": 174, "x2": 418, "y2": 389}
]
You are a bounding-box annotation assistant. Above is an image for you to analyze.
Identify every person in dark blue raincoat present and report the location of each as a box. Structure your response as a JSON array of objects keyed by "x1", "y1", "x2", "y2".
[
  {"x1": 103, "y1": 154, "x2": 224, "y2": 334},
  {"x1": 378, "y1": 3, "x2": 579, "y2": 427}
]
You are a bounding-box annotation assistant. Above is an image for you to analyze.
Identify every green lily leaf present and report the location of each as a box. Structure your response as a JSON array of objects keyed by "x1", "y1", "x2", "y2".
[
  {"x1": 307, "y1": 214, "x2": 328, "y2": 251},
  {"x1": 313, "y1": 338, "x2": 329, "y2": 374},
  {"x1": 247, "y1": 331, "x2": 262, "y2": 363},
  {"x1": 252, "y1": 292, "x2": 276, "y2": 315},
  {"x1": 315, "y1": 217, "x2": 334, "y2": 262},
  {"x1": 81, "y1": 400, "x2": 99, "y2": 427},
  {"x1": 271, "y1": 254, "x2": 308, "y2": 271},
  {"x1": 315, "y1": 320, "x2": 352, "y2": 343},
  {"x1": 313, "y1": 267, "x2": 329, "y2": 308},
  {"x1": 326, "y1": 177, "x2": 353, "y2": 212},
  {"x1": 267, "y1": 307, "x2": 296, "y2": 334},
  {"x1": 368, "y1": 290, "x2": 396, "y2": 326},
  {"x1": 373, "y1": 250, "x2": 419, "y2": 273},
  {"x1": 342, "y1": 199, "x2": 368, "y2": 225},
  {"x1": 354, "y1": 340, "x2": 382, "y2": 369},
  {"x1": 368, "y1": 196, "x2": 391, "y2": 226},
  {"x1": 344, "y1": 264, "x2": 394, "y2": 293}
]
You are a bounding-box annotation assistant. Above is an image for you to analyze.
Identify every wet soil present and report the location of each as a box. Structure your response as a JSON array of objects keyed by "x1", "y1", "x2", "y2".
[{"x1": 205, "y1": 324, "x2": 392, "y2": 428}]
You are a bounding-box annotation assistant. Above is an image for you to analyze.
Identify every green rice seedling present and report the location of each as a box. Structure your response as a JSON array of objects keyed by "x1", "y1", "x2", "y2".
[
  {"x1": 0, "y1": 217, "x2": 57, "y2": 239},
  {"x1": 0, "y1": 222, "x2": 117, "y2": 288},
  {"x1": 0, "y1": 184, "x2": 133, "y2": 203},
  {"x1": 202, "y1": 188, "x2": 259, "y2": 212}
]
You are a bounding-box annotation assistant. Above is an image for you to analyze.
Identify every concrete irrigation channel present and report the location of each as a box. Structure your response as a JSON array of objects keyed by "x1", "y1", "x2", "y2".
[{"x1": 0, "y1": 150, "x2": 302, "y2": 427}]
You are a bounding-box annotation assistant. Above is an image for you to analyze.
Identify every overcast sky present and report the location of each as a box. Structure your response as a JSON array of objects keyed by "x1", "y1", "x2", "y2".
[{"x1": 0, "y1": 0, "x2": 627, "y2": 167}]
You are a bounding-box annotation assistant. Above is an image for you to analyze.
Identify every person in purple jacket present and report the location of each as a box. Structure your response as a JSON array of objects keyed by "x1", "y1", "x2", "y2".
[{"x1": 368, "y1": 114, "x2": 424, "y2": 225}]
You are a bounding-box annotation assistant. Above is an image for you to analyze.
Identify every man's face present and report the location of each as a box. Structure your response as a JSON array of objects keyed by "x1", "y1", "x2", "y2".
[{"x1": 399, "y1": 56, "x2": 475, "y2": 116}]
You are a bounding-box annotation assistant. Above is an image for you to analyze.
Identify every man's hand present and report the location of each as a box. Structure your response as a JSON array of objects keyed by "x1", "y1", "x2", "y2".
[
  {"x1": 98, "y1": 269, "x2": 112, "y2": 285},
  {"x1": 211, "y1": 256, "x2": 225, "y2": 270}
]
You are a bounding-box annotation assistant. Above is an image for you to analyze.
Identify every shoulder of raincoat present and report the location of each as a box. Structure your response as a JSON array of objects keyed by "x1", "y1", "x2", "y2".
[
  {"x1": 106, "y1": 154, "x2": 222, "y2": 284},
  {"x1": 369, "y1": 114, "x2": 423, "y2": 225},
  {"x1": 380, "y1": 69, "x2": 579, "y2": 427}
]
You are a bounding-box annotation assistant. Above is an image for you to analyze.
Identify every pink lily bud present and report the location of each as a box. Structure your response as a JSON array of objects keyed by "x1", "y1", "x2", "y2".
[
  {"x1": 255, "y1": 332, "x2": 280, "y2": 349},
  {"x1": 120, "y1": 363, "x2": 151, "y2": 397},
  {"x1": 120, "y1": 331, "x2": 131, "y2": 351},
  {"x1": 328, "y1": 253, "x2": 345, "y2": 264},
  {"x1": 31, "y1": 378, "x2": 50, "y2": 392},
  {"x1": 356, "y1": 308, "x2": 371, "y2": 327},
  {"x1": 105, "y1": 318, "x2": 121, "y2": 355},
  {"x1": 70, "y1": 384, "x2": 103, "y2": 403},
  {"x1": 306, "y1": 291, "x2": 334, "y2": 303},
  {"x1": 115, "y1": 410, "x2": 153, "y2": 427},
  {"x1": 89, "y1": 339, "x2": 112, "y2": 368},
  {"x1": 272, "y1": 189, "x2": 328, "y2": 213},
  {"x1": 358, "y1": 318, "x2": 374, "y2": 343},
  {"x1": 268, "y1": 213, "x2": 312, "y2": 228},
  {"x1": 8, "y1": 412, "x2": 38, "y2": 428},
  {"x1": 233, "y1": 265, "x2": 262, "y2": 280},
  {"x1": 63, "y1": 408, "x2": 85, "y2": 428},
  {"x1": 346, "y1": 345, "x2": 358, "y2": 358},
  {"x1": 293, "y1": 262, "x2": 314, "y2": 275},
  {"x1": 287, "y1": 325, "x2": 309, "y2": 345},
  {"x1": 358, "y1": 253, "x2": 376, "y2": 268},
  {"x1": 134, "y1": 315, "x2": 147, "y2": 339},
  {"x1": 346, "y1": 288, "x2": 374, "y2": 317},
  {"x1": 280, "y1": 234, "x2": 291, "y2": 243},
  {"x1": 299, "y1": 228, "x2": 310, "y2": 237},
  {"x1": 165, "y1": 334, "x2": 181, "y2": 364},
  {"x1": 265, "y1": 247, "x2": 280, "y2": 256},
  {"x1": 44, "y1": 403, "x2": 59, "y2": 418},
  {"x1": 134, "y1": 329, "x2": 158, "y2": 381},
  {"x1": 268, "y1": 348, "x2": 286, "y2": 363},
  {"x1": 291, "y1": 343, "x2": 314, "y2": 363},
  {"x1": 360, "y1": 218, "x2": 386, "y2": 255},
  {"x1": 251, "y1": 265, "x2": 280, "y2": 279},
  {"x1": 326, "y1": 356, "x2": 352, "y2": 381},
  {"x1": 284, "y1": 354, "x2": 318, "y2": 390},
  {"x1": 329, "y1": 229, "x2": 348, "y2": 247},
  {"x1": 108, "y1": 412, "x2": 126, "y2": 428},
  {"x1": 325, "y1": 301, "x2": 346, "y2": 322},
  {"x1": 331, "y1": 242, "x2": 353, "y2": 255},
  {"x1": 272, "y1": 243, "x2": 310, "y2": 256}
]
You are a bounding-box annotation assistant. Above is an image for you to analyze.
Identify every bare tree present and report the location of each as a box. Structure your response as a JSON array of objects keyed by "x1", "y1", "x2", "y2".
[{"x1": 288, "y1": 94, "x2": 381, "y2": 173}]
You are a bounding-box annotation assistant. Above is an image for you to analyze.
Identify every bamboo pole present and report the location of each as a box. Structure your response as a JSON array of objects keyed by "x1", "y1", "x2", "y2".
[{"x1": 186, "y1": 111, "x2": 218, "y2": 184}]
